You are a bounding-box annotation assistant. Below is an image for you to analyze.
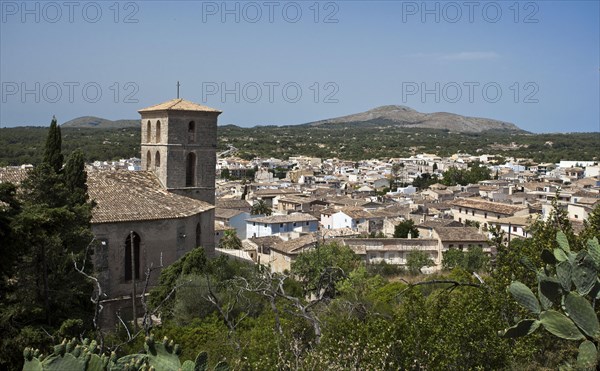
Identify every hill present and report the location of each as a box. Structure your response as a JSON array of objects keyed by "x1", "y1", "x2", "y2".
[
  {"x1": 61, "y1": 116, "x2": 139, "y2": 129},
  {"x1": 306, "y1": 105, "x2": 526, "y2": 133}
]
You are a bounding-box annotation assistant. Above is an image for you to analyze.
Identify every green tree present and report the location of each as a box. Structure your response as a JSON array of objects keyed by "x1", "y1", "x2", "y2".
[
  {"x1": 393, "y1": 219, "x2": 419, "y2": 238},
  {"x1": 251, "y1": 199, "x2": 272, "y2": 216},
  {"x1": 291, "y1": 242, "x2": 361, "y2": 297},
  {"x1": 63, "y1": 149, "x2": 89, "y2": 206},
  {"x1": 42, "y1": 116, "x2": 63, "y2": 173},
  {"x1": 0, "y1": 120, "x2": 94, "y2": 370},
  {"x1": 442, "y1": 248, "x2": 465, "y2": 271},
  {"x1": 220, "y1": 168, "x2": 231, "y2": 180},
  {"x1": 219, "y1": 230, "x2": 242, "y2": 250},
  {"x1": 406, "y1": 250, "x2": 434, "y2": 275}
]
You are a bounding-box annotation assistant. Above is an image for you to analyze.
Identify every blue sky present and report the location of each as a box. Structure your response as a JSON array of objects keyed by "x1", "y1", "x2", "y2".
[{"x1": 1, "y1": 0, "x2": 598, "y2": 132}]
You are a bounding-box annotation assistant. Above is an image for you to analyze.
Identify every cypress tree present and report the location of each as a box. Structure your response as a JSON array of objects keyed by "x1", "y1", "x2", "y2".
[
  {"x1": 64, "y1": 149, "x2": 88, "y2": 205},
  {"x1": 43, "y1": 116, "x2": 63, "y2": 173}
]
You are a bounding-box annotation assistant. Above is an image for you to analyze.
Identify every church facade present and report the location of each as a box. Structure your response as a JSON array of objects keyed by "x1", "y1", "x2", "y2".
[{"x1": 89, "y1": 98, "x2": 221, "y2": 328}]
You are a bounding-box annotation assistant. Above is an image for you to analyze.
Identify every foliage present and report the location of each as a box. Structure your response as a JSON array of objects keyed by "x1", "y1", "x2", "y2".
[
  {"x1": 393, "y1": 219, "x2": 419, "y2": 238},
  {"x1": 250, "y1": 199, "x2": 272, "y2": 216},
  {"x1": 441, "y1": 163, "x2": 491, "y2": 186},
  {"x1": 442, "y1": 245, "x2": 489, "y2": 272},
  {"x1": 2, "y1": 125, "x2": 598, "y2": 167},
  {"x1": 219, "y1": 168, "x2": 230, "y2": 180},
  {"x1": 291, "y1": 242, "x2": 361, "y2": 297},
  {"x1": 1, "y1": 120, "x2": 95, "y2": 370},
  {"x1": 501, "y1": 232, "x2": 600, "y2": 369},
  {"x1": 21, "y1": 335, "x2": 229, "y2": 371},
  {"x1": 406, "y1": 251, "x2": 434, "y2": 275},
  {"x1": 218, "y1": 230, "x2": 242, "y2": 250},
  {"x1": 42, "y1": 117, "x2": 63, "y2": 173},
  {"x1": 412, "y1": 172, "x2": 439, "y2": 189}
]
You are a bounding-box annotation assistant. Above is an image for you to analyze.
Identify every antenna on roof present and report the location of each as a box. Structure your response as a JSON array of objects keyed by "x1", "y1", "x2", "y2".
[{"x1": 176, "y1": 81, "x2": 180, "y2": 99}]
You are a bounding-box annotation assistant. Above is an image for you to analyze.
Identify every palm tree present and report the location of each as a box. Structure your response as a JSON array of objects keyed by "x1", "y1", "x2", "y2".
[{"x1": 251, "y1": 199, "x2": 272, "y2": 216}]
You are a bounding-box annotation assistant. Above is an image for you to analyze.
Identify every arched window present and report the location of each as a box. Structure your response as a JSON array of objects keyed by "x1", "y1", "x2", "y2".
[
  {"x1": 124, "y1": 232, "x2": 140, "y2": 280},
  {"x1": 188, "y1": 121, "x2": 196, "y2": 143},
  {"x1": 186, "y1": 152, "x2": 196, "y2": 187},
  {"x1": 155, "y1": 151, "x2": 161, "y2": 170},
  {"x1": 156, "y1": 120, "x2": 161, "y2": 143},
  {"x1": 146, "y1": 150, "x2": 151, "y2": 170},
  {"x1": 146, "y1": 121, "x2": 151, "y2": 143},
  {"x1": 195, "y1": 222, "x2": 201, "y2": 247}
]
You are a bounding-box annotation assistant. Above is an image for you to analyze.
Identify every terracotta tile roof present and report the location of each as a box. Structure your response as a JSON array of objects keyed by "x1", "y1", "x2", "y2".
[
  {"x1": 0, "y1": 167, "x2": 29, "y2": 184},
  {"x1": 215, "y1": 208, "x2": 246, "y2": 219},
  {"x1": 340, "y1": 207, "x2": 375, "y2": 220},
  {"x1": 494, "y1": 214, "x2": 540, "y2": 226},
  {"x1": 271, "y1": 234, "x2": 318, "y2": 254},
  {"x1": 450, "y1": 198, "x2": 526, "y2": 215},
  {"x1": 216, "y1": 199, "x2": 251, "y2": 209},
  {"x1": 417, "y1": 219, "x2": 463, "y2": 228},
  {"x1": 88, "y1": 170, "x2": 213, "y2": 224},
  {"x1": 254, "y1": 189, "x2": 302, "y2": 197},
  {"x1": 434, "y1": 226, "x2": 488, "y2": 242},
  {"x1": 247, "y1": 213, "x2": 318, "y2": 224},
  {"x1": 138, "y1": 98, "x2": 221, "y2": 113}
]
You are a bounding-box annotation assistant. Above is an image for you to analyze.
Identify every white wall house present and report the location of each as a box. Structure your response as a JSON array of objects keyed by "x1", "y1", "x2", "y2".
[{"x1": 246, "y1": 213, "x2": 319, "y2": 238}]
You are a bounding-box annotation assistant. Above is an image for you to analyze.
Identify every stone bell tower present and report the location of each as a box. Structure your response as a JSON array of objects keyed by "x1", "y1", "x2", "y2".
[{"x1": 138, "y1": 98, "x2": 221, "y2": 204}]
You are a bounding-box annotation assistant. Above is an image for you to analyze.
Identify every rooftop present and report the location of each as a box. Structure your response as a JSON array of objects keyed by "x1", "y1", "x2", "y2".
[
  {"x1": 451, "y1": 198, "x2": 527, "y2": 215},
  {"x1": 88, "y1": 170, "x2": 214, "y2": 224},
  {"x1": 138, "y1": 98, "x2": 221, "y2": 113},
  {"x1": 247, "y1": 213, "x2": 318, "y2": 224}
]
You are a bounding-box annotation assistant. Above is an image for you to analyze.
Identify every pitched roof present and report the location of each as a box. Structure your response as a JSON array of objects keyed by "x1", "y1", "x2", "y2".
[
  {"x1": 138, "y1": 98, "x2": 221, "y2": 113},
  {"x1": 88, "y1": 170, "x2": 213, "y2": 224},
  {"x1": 450, "y1": 198, "x2": 526, "y2": 215},
  {"x1": 434, "y1": 226, "x2": 488, "y2": 242},
  {"x1": 215, "y1": 208, "x2": 246, "y2": 219},
  {"x1": 216, "y1": 198, "x2": 251, "y2": 209},
  {"x1": 247, "y1": 213, "x2": 318, "y2": 224},
  {"x1": 0, "y1": 167, "x2": 29, "y2": 184},
  {"x1": 271, "y1": 234, "x2": 318, "y2": 254}
]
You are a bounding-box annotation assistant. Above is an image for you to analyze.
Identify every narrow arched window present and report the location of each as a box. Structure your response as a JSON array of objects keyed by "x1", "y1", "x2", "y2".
[
  {"x1": 146, "y1": 150, "x2": 152, "y2": 170},
  {"x1": 124, "y1": 232, "x2": 140, "y2": 280},
  {"x1": 155, "y1": 151, "x2": 161, "y2": 170},
  {"x1": 146, "y1": 121, "x2": 151, "y2": 143},
  {"x1": 196, "y1": 222, "x2": 201, "y2": 247},
  {"x1": 186, "y1": 152, "x2": 196, "y2": 187},
  {"x1": 188, "y1": 121, "x2": 196, "y2": 143},
  {"x1": 156, "y1": 120, "x2": 161, "y2": 143}
]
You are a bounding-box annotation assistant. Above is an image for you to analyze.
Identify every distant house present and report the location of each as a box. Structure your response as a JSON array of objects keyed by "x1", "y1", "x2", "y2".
[
  {"x1": 450, "y1": 198, "x2": 529, "y2": 229},
  {"x1": 216, "y1": 198, "x2": 252, "y2": 213},
  {"x1": 246, "y1": 213, "x2": 319, "y2": 238},
  {"x1": 343, "y1": 225, "x2": 490, "y2": 272},
  {"x1": 215, "y1": 208, "x2": 250, "y2": 239},
  {"x1": 490, "y1": 214, "x2": 540, "y2": 240},
  {"x1": 269, "y1": 234, "x2": 318, "y2": 273}
]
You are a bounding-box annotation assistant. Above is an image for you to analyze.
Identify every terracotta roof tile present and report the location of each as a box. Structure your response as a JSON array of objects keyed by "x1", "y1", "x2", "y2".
[
  {"x1": 88, "y1": 170, "x2": 213, "y2": 224},
  {"x1": 138, "y1": 98, "x2": 221, "y2": 113},
  {"x1": 0, "y1": 168, "x2": 29, "y2": 184},
  {"x1": 247, "y1": 213, "x2": 318, "y2": 224},
  {"x1": 450, "y1": 198, "x2": 526, "y2": 215}
]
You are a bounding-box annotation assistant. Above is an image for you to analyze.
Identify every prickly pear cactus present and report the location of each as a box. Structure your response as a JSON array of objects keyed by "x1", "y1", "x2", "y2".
[
  {"x1": 500, "y1": 232, "x2": 600, "y2": 370},
  {"x1": 23, "y1": 335, "x2": 229, "y2": 371}
]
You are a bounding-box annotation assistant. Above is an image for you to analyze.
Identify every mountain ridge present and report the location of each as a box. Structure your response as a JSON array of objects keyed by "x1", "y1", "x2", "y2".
[
  {"x1": 304, "y1": 105, "x2": 526, "y2": 133},
  {"x1": 60, "y1": 105, "x2": 525, "y2": 133},
  {"x1": 61, "y1": 116, "x2": 139, "y2": 129}
]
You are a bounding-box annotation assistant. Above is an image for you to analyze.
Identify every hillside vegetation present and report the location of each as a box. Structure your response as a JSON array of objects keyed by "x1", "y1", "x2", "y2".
[{"x1": 0, "y1": 124, "x2": 597, "y2": 166}]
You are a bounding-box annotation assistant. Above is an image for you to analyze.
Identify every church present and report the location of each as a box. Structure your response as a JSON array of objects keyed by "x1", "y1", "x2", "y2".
[{"x1": 87, "y1": 98, "x2": 221, "y2": 328}]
